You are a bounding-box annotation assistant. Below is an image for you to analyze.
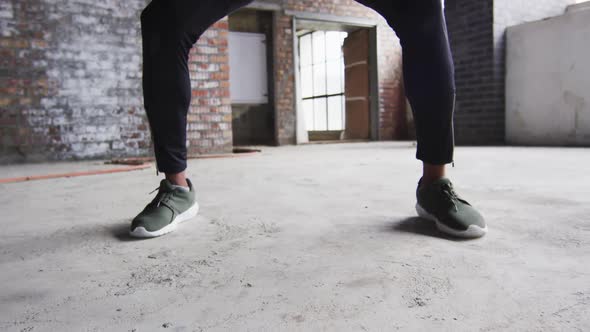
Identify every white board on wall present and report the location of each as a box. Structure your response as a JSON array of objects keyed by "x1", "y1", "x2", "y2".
[{"x1": 228, "y1": 31, "x2": 268, "y2": 104}]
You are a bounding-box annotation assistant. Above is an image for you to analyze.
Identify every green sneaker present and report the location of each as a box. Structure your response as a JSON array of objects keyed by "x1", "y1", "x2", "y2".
[
  {"x1": 130, "y1": 178, "x2": 199, "y2": 238},
  {"x1": 415, "y1": 177, "x2": 487, "y2": 238}
]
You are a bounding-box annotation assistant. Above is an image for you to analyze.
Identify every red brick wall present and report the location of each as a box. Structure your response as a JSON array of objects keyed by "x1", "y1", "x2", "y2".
[
  {"x1": 0, "y1": 0, "x2": 406, "y2": 164},
  {"x1": 0, "y1": 1, "x2": 149, "y2": 163},
  {"x1": 187, "y1": 19, "x2": 233, "y2": 155},
  {"x1": 375, "y1": 23, "x2": 406, "y2": 140},
  {"x1": 272, "y1": 13, "x2": 296, "y2": 145},
  {"x1": 0, "y1": 1, "x2": 234, "y2": 163}
]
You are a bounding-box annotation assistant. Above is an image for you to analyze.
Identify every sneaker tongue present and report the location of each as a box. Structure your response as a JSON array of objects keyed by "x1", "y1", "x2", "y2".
[
  {"x1": 159, "y1": 179, "x2": 176, "y2": 192},
  {"x1": 421, "y1": 177, "x2": 452, "y2": 190},
  {"x1": 432, "y1": 177, "x2": 452, "y2": 186}
]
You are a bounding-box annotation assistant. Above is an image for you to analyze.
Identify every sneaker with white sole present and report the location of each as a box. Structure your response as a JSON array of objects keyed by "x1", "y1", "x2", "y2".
[
  {"x1": 415, "y1": 177, "x2": 487, "y2": 238},
  {"x1": 130, "y1": 178, "x2": 199, "y2": 238}
]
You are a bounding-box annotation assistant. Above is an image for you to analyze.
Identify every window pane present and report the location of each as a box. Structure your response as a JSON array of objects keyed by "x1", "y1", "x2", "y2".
[
  {"x1": 303, "y1": 99, "x2": 314, "y2": 131},
  {"x1": 299, "y1": 34, "x2": 312, "y2": 67},
  {"x1": 313, "y1": 63, "x2": 326, "y2": 96},
  {"x1": 301, "y1": 65, "x2": 313, "y2": 99},
  {"x1": 325, "y1": 31, "x2": 343, "y2": 61},
  {"x1": 312, "y1": 31, "x2": 325, "y2": 65},
  {"x1": 326, "y1": 60, "x2": 343, "y2": 95},
  {"x1": 300, "y1": 31, "x2": 349, "y2": 133},
  {"x1": 313, "y1": 98, "x2": 327, "y2": 131},
  {"x1": 327, "y1": 95, "x2": 343, "y2": 130}
]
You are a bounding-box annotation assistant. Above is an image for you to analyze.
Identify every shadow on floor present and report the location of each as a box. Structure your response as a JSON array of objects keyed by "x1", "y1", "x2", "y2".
[
  {"x1": 390, "y1": 217, "x2": 472, "y2": 242},
  {"x1": 108, "y1": 221, "x2": 149, "y2": 242},
  {"x1": 0, "y1": 220, "x2": 146, "y2": 264}
]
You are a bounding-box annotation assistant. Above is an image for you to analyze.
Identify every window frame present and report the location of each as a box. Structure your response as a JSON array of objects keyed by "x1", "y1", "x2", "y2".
[{"x1": 298, "y1": 30, "x2": 347, "y2": 132}]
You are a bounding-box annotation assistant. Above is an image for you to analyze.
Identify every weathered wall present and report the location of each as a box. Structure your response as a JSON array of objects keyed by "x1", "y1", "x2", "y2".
[
  {"x1": 1, "y1": 0, "x2": 404, "y2": 163},
  {"x1": 445, "y1": 0, "x2": 575, "y2": 145},
  {"x1": 0, "y1": 0, "x2": 148, "y2": 163},
  {"x1": 492, "y1": 0, "x2": 576, "y2": 143},
  {"x1": 506, "y1": 3, "x2": 590, "y2": 145},
  {"x1": 0, "y1": 0, "x2": 232, "y2": 163}
]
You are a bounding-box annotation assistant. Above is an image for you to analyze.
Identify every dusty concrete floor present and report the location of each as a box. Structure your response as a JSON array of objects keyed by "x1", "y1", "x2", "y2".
[
  {"x1": 0, "y1": 159, "x2": 140, "y2": 180},
  {"x1": 1, "y1": 142, "x2": 589, "y2": 331}
]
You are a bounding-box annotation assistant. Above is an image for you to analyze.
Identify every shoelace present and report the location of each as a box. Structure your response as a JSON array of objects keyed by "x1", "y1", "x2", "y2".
[
  {"x1": 147, "y1": 187, "x2": 173, "y2": 208},
  {"x1": 440, "y1": 183, "x2": 460, "y2": 212}
]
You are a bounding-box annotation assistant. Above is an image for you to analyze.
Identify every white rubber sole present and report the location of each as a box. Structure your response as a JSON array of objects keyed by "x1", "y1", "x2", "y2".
[
  {"x1": 415, "y1": 203, "x2": 487, "y2": 239},
  {"x1": 129, "y1": 202, "x2": 200, "y2": 238}
]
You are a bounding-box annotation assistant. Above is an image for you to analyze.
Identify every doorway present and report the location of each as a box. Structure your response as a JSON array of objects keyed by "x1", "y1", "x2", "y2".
[
  {"x1": 228, "y1": 9, "x2": 275, "y2": 146},
  {"x1": 298, "y1": 30, "x2": 347, "y2": 141},
  {"x1": 294, "y1": 19, "x2": 377, "y2": 143}
]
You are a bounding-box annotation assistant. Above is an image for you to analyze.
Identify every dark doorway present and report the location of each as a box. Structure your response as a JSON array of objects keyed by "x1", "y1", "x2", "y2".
[{"x1": 228, "y1": 9, "x2": 275, "y2": 146}]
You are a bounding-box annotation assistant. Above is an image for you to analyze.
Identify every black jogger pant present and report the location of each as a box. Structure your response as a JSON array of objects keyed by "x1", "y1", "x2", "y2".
[{"x1": 141, "y1": 0, "x2": 456, "y2": 174}]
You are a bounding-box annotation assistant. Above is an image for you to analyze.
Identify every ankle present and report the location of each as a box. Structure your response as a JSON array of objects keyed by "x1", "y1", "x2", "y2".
[
  {"x1": 165, "y1": 172, "x2": 188, "y2": 187},
  {"x1": 420, "y1": 175, "x2": 443, "y2": 188},
  {"x1": 421, "y1": 163, "x2": 446, "y2": 187}
]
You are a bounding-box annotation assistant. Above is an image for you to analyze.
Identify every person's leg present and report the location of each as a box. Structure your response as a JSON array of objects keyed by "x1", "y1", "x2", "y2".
[
  {"x1": 355, "y1": 0, "x2": 455, "y2": 183},
  {"x1": 422, "y1": 162, "x2": 446, "y2": 185},
  {"x1": 132, "y1": 0, "x2": 253, "y2": 238},
  {"x1": 354, "y1": 0, "x2": 486, "y2": 238},
  {"x1": 141, "y1": 0, "x2": 254, "y2": 187}
]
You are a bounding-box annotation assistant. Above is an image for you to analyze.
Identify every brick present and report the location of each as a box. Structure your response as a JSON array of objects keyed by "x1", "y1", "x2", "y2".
[{"x1": 1, "y1": 0, "x2": 443, "y2": 162}]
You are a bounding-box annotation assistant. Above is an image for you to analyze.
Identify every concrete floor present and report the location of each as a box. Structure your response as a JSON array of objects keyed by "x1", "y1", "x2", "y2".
[
  {"x1": 0, "y1": 160, "x2": 136, "y2": 180},
  {"x1": 1, "y1": 142, "x2": 589, "y2": 331}
]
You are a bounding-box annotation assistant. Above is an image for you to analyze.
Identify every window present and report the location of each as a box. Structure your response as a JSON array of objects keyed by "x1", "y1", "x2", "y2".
[{"x1": 299, "y1": 31, "x2": 347, "y2": 131}]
